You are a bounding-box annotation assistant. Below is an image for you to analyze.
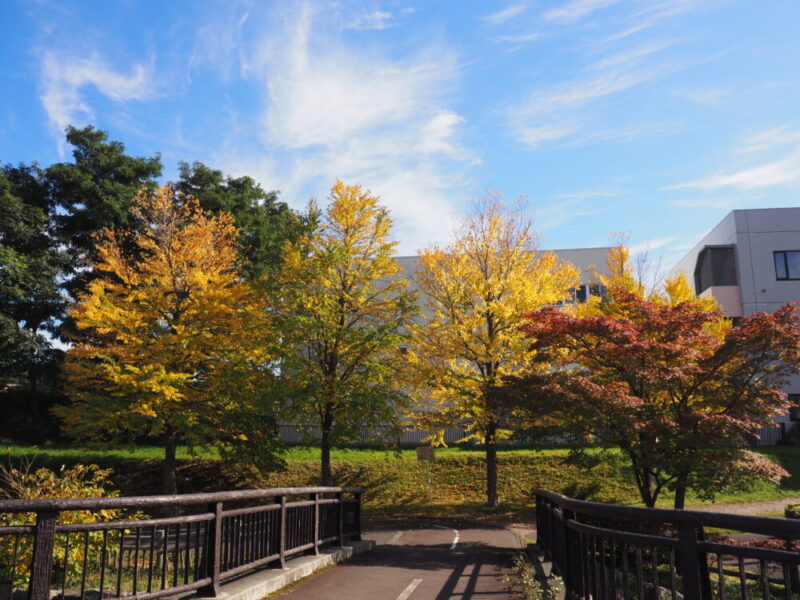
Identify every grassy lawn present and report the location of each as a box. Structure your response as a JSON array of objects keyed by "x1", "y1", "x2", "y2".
[{"x1": 4, "y1": 443, "x2": 800, "y2": 518}]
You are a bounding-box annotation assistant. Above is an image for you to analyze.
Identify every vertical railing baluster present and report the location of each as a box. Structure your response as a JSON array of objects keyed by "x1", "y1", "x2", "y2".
[
  {"x1": 669, "y1": 548, "x2": 677, "y2": 600},
  {"x1": 313, "y1": 493, "x2": 320, "y2": 555},
  {"x1": 622, "y1": 542, "x2": 629, "y2": 600},
  {"x1": 759, "y1": 560, "x2": 769, "y2": 600},
  {"x1": 636, "y1": 546, "x2": 644, "y2": 600},
  {"x1": 718, "y1": 554, "x2": 727, "y2": 600},
  {"x1": 193, "y1": 522, "x2": 202, "y2": 581},
  {"x1": 279, "y1": 495, "x2": 287, "y2": 568},
  {"x1": 10, "y1": 534, "x2": 19, "y2": 588},
  {"x1": 79, "y1": 531, "x2": 89, "y2": 600},
  {"x1": 173, "y1": 523, "x2": 181, "y2": 588},
  {"x1": 61, "y1": 532, "x2": 70, "y2": 599},
  {"x1": 133, "y1": 526, "x2": 141, "y2": 595},
  {"x1": 184, "y1": 520, "x2": 191, "y2": 584},
  {"x1": 600, "y1": 538, "x2": 607, "y2": 599},
  {"x1": 116, "y1": 529, "x2": 125, "y2": 597},
  {"x1": 337, "y1": 491, "x2": 344, "y2": 547},
  {"x1": 147, "y1": 524, "x2": 156, "y2": 593},
  {"x1": 160, "y1": 525, "x2": 169, "y2": 590},
  {"x1": 783, "y1": 563, "x2": 791, "y2": 600},
  {"x1": 98, "y1": 529, "x2": 108, "y2": 598},
  {"x1": 652, "y1": 545, "x2": 659, "y2": 591},
  {"x1": 738, "y1": 556, "x2": 748, "y2": 600}
]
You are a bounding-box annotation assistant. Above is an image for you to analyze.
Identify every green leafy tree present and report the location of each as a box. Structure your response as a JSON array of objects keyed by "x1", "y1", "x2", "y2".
[
  {"x1": 0, "y1": 164, "x2": 66, "y2": 392},
  {"x1": 274, "y1": 180, "x2": 416, "y2": 485},
  {"x1": 173, "y1": 161, "x2": 305, "y2": 280},
  {"x1": 46, "y1": 126, "x2": 162, "y2": 302}
]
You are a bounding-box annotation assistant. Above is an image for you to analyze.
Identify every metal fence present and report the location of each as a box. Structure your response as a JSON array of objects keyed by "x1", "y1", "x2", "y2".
[
  {"x1": 279, "y1": 424, "x2": 790, "y2": 448},
  {"x1": 536, "y1": 489, "x2": 800, "y2": 600},
  {"x1": 0, "y1": 486, "x2": 362, "y2": 600}
]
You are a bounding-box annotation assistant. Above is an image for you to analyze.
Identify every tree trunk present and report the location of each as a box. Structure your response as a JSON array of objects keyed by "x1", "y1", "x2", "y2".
[
  {"x1": 486, "y1": 420, "x2": 498, "y2": 507},
  {"x1": 320, "y1": 402, "x2": 334, "y2": 487},
  {"x1": 163, "y1": 428, "x2": 179, "y2": 496},
  {"x1": 674, "y1": 475, "x2": 688, "y2": 510}
]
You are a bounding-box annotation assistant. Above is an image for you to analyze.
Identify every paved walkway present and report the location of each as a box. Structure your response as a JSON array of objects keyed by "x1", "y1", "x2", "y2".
[
  {"x1": 687, "y1": 497, "x2": 800, "y2": 516},
  {"x1": 269, "y1": 524, "x2": 527, "y2": 600}
]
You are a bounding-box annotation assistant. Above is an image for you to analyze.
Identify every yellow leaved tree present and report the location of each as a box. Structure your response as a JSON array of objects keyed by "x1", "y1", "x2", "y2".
[
  {"x1": 578, "y1": 241, "x2": 724, "y2": 319},
  {"x1": 56, "y1": 186, "x2": 280, "y2": 495},
  {"x1": 274, "y1": 181, "x2": 416, "y2": 485},
  {"x1": 409, "y1": 193, "x2": 579, "y2": 506}
]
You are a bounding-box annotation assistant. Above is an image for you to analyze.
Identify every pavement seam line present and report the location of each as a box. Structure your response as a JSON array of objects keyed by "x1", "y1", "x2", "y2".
[
  {"x1": 386, "y1": 530, "x2": 404, "y2": 545},
  {"x1": 395, "y1": 578, "x2": 422, "y2": 600}
]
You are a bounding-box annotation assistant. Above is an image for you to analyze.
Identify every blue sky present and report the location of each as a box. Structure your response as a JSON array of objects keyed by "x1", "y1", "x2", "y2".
[{"x1": 2, "y1": 0, "x2": 800, "y2": 267}]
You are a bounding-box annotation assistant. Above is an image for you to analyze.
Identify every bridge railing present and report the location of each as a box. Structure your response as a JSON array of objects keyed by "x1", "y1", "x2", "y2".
[
  {"x1": 0, "y1": 486, "x2": 362, "y2": 600},
  {"x1": 535, "y1": 489, "x2": 800, "y2": 600}
]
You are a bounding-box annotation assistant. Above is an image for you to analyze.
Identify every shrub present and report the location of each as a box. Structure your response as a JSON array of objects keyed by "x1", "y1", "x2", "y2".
[
  {"x1": 0, "y1": 462, "x2": 121, "y2": 586},
  {"x1": 785, "y1": 503, "x2": 800, "y2": 519}
]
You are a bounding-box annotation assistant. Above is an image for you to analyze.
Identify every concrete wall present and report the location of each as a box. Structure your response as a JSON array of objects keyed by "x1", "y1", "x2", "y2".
[{"x1": 672, "y1": 207, "x2": 800, "y2": 425}]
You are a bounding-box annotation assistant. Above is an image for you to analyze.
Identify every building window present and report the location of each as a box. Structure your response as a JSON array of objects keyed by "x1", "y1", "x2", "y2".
[
  {"x1": 694, "y1": 245, "x2": 737, "y2": 294},
  {"x1": 790, "y1": 394, "x2": 800, "y2": 421},
  {"x1": 774, "y1": 251, "x2": 800, "y2": 280}
]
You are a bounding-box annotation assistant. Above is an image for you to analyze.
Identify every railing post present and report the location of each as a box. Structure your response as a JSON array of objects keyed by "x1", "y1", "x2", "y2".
[
  {"x1": 353, "y1": 491, "x2": 362, "y2": 541},
  {"x1": 678, "y1": 523, "x2": 711, "y2": 600},
  {"x1": 279, "y1": 495, "x2": 287, "y2": 567},
  {"x1": 198, "y1": 501, "x2": 223, "y2": 597},
  {"x1": 29, "y1": 510, "x2": 57, "y2": 600},
  {"x1": 337, "y1": 490, "x2": 344, "y2": 547},
  {"x1": 562, "y1": 508, "x2": 577, "y2": 597},
  {"x1": 312, "y1": 493, "x2": 320, "y2": 555}
]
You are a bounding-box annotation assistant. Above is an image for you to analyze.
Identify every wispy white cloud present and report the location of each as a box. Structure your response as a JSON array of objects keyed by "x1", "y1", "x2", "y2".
[
  {"x1": 482, "y1": 4, "x2": 528, "y2": 25},
  {"x1": 189, "y1": 9, "x2": 250, "y2": 79},
  {"x1": 604, "y1": 0, "x2": 704, "y2": 44},
  {"x1": 670, "y1": 196, "x2": 765, "y2": 209},
  {"x1": 665, "y1": 125, "x2": 800, "y2": 195},
  {"x1": 672, "y1": 87, "x2": 729, "y2": 106},
  {"x1": 566, "y1": 120, "x2": 683, "y2": 146},
  {"x1": 492, "y1": 32, "x2": 540, "y2": 44},
  {"x1": 628, "y1": 235, "x2": 677, "y2": 256},
  {"x1": 665, "y1": 150, "x2": 800, "y2": 191},
  {"x1": 543, "y1": 0, "x2": 620, "y2": 23},
  {"x1": 345, "y1": 10, "x2": 395, "y2": 31},
  {"x1": 217, "y1": 2, "x2": 475, "y2": 253},
  {"x1": 535, "y1": 196, "x2": 612, "y2": 231},
  {"x1": 517, "y1": 125, "x2": 578, "y2": 147},
  {"x1": 738, "y1": 126, "x2": 800, "y2": 154},
  {"x1": 509, "y1": 41, "x2": 688, "y2": 148},
  {"x1": 39, "y1": 51, "x2": 158, "y2": 154},
  {"x1": 557, "y1": 190, "x2": 620, "y2": 199}
]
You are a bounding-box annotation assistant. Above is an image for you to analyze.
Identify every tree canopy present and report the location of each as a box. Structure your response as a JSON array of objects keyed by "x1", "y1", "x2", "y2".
[
  {"x1": 515, "y1": 289, "x2": 799, "y2": 508},
  {"x1": 409, "y1": 194, "x2": 579, "y2": 506},
  {"x1": 0, "y1": 164, "x2": 66, "y2": 392},
  {"x1": 274, "y1": 180, "x2": 415, "y2": 485},
  {"x1": 46, "y1": 126, "x2": 163, "y2": 303},
  {"x1": 173, "y1": 161, "x2": 305, "y2": 280},
  {"x1": 55, "y1": 186, "x2": 281, "y2": 494}
]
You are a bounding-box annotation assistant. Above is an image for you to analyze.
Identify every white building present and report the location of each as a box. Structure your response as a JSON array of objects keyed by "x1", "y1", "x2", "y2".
[
  {"x1": 671, "y1": 208, "x2": 800, "y2": 425},
  {"x1": 396, "y1": 246, "x2": 612, "y2": 306}
]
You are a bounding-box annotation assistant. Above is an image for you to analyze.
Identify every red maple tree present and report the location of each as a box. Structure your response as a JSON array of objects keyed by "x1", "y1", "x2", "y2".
[{"x1": 513, "y1": 291, "x2": 800, "y2": 508}]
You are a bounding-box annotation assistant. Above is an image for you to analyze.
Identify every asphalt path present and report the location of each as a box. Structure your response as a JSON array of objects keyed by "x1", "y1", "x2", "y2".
[{"x1": 271, "y1": 524, "x2": 524, "y2": 600}]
